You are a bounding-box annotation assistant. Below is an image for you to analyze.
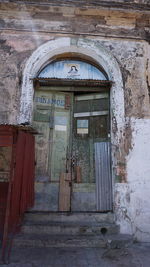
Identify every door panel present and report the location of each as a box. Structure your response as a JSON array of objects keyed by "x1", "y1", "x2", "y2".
[
  {"x1": 72, "y1": 138, "x2": 94, "y2": 183},
  {"x1": 34, "y1": 121, "x2": 50, "y2": 180},
  {"x1": 91, "y1": 115, "x2": 108, "y2": 139},
  {"x1": 71, "y1": 92, "x2": 111, "y2": 211},
  {"x1": 33, "y1": 90, "x2": 72, "y2": 211},
  {"x1": 50, "y1": 110, "x2": 71, "y2": 181}
]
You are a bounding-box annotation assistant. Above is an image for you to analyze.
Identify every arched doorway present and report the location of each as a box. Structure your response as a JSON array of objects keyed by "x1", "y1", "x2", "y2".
[
  {"x1": 19, "y1": 37, "x2": 125, "y2": 215},
  {"x1": 32, "y1": 58, "x2": 112, "y2": 212}
]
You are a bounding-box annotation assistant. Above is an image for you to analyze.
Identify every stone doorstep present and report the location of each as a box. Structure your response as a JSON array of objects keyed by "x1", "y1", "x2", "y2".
[
  {"x1": 13, "y1": 211, "x2": 132, "y2": 250},
  {"x1": 24, "y1": 211, "x2": 115, "y2": 223},
  {"x1": 13, "y1": 233, "x2": 133, "y2": 249},
  {"x1": 21, "y1": 221, "x2": 119, "y2": 235}
]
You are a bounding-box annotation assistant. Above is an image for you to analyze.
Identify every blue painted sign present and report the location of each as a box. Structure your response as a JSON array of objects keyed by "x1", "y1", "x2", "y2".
[{"x1": 35, "y1": 96, "x2": 65, "y2": 107}]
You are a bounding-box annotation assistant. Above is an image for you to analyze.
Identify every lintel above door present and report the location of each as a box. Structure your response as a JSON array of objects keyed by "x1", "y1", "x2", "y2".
[{"x1": 32, "y1": 78, "x2": 112, "y2": 93}]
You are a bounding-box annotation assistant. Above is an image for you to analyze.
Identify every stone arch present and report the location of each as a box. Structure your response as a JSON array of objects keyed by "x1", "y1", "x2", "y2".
[
  {"x1": 19, "y1": 37, "x2": 125, "y2": 213},
  {"x1": 19, "y1": 37, "x2": 125, "y2": 131}
]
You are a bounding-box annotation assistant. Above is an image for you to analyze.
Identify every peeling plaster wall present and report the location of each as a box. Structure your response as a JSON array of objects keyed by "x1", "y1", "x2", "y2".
[
  {"x1": 0, "y1": 33, "x2": 50, "y2": 124},
  {"x1": 0, "y1": 1, "x2": 150, "y2": 241},
  {"x1": 116, "y1": 119, "x2": 150, "y2": 242}
]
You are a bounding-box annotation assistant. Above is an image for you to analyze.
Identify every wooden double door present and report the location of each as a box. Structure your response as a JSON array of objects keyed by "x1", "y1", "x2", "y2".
[{"x1": 33, "y1": 88, "x2": 112, "y2": 212}]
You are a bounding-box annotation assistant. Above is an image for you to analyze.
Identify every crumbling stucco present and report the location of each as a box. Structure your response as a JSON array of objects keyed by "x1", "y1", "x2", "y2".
[
  {"x1": 0, "y1": 1, "x2": 150, "y2": 242},
  {"x1": 115, "y1": 119, "x2": 150, "y2": 241}
]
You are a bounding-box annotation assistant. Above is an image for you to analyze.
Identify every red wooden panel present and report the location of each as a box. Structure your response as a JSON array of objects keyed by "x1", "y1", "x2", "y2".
[
  {"x1": 20, "y1": 133, "x2": 35, "y2": 213},
  {"x1": 0, "y1": 183, "x2": 8, "y2": 233},
  {"x1": 0, "y1": 127, "x2": 35, "y2": 262},
  {"x1": 1, "y1": 128, "x2": 35, "y2": 263},
  {"x1": 9, "y1": 131, "x2": 26, "y2": 231},
  {"x1": 0, "y1": 136, "x2": 13, "y2": 147},
  {"x1": 9, "y1": 131, "x2": 35, "y2": 230}
]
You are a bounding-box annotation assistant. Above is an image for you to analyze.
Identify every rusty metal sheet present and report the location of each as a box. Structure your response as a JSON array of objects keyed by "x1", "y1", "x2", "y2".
[
  {"x1": 10, "y1": 132, "x2": 35, "y2": 225},
  {"x1": 0, "y1": 136, "x2": 13, "y2": 147},
  {"x1": 9, "y1": 131, "x2": 26, "y2": 229},
  {"x1": 0, "y1": 147, "x2": 12, "y2": 182},
  {"x1": 95, "y1": 142, "x2": 112, "y2": 211},
  {"x1": 0, "y1": 127, "x2": 35, "y2": 263},
  {"x1": 0, "y1": 183, "x2": 8, "y2": 233},
  {"x1": 0, "y1": 125, "x2": 37, "y2": 135},
  {"x1": 20, "y1": 133, "x2": 35, "y2": 212}
]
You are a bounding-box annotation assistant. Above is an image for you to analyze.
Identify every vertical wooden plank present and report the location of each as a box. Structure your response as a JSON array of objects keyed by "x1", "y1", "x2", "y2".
[
  {"x1": 75, "y1": 166, "x2": 82, "y2": 183},
  {"x1": 65, "y1": 94, "x2": 71, "y2": 109},
  {"x1": 20, "y1": 133, "x2": 35, "y2": 214},
  {"x1": 59, "y1": 173, "x2": 71, "y2": 211}
]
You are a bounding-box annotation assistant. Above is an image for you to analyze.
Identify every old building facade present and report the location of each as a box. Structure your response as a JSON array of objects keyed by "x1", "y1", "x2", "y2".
[{"x1": 0, "y1": 0, "x2": 150, "y2": 242}]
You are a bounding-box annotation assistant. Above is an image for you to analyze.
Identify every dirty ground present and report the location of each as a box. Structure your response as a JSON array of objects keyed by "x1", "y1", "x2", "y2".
[{"x1": 0, "y1": 243, "x2": 150, "y2": 267}]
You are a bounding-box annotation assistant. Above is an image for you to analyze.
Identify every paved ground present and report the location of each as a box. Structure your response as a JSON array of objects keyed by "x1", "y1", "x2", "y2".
[{"x1": 0, "y1": 243, "x2": 150, "y2": 267}]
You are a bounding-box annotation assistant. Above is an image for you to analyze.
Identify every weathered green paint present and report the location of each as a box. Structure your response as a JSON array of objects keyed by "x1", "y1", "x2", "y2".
[
  {"x1": 33, "y1": 90, "x2": 73, "y2": 210},
  {"x1": 73, "y1": 183, "x2": 96, "y2": 192},
  {"x1": 50, "y1": 109, "x2": 72, "y2": 181},
  {"x1": 33, "y1": 89, "x2": 110, "y2": 211}
]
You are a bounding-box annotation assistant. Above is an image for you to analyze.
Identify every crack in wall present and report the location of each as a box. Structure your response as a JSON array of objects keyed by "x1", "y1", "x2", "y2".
[{"x1": 146, "y1": 58, "x2": 150, "y2": 102}]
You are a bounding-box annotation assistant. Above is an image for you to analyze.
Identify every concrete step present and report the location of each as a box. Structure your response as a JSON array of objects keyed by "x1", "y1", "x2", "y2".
[
  {"x1": 24, "y1": 212, "x2": 114, "y2": 224},
  {"x1": 21, "y1": 221, "x2": 119, "y2": 235},
  {"x1": 13, "y1": 233, "x2": 133, "y2": 249}
]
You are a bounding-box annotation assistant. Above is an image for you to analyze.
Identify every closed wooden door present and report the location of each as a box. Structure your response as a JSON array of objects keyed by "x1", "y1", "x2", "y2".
[
  {"x1": 71, "y1": 92, "x2": 112, "y2": 211},
  {"x1": 33, "y1": 89, "x2": 112, "y2": 212},
  {"x1": 33, "y1": 90, "x2": 73, "y2": 211}
]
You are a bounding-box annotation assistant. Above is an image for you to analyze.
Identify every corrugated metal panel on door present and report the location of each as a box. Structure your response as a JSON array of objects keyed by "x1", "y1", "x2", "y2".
[{"x1": 95, "y1": 142, "x2": 112, "y2": 211}]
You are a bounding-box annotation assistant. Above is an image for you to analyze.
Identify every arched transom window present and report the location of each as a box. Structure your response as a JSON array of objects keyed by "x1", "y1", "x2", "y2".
[{"x1": 38, "y1": 59, "x2": 108, "y2": 80}]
